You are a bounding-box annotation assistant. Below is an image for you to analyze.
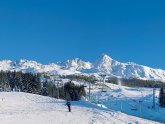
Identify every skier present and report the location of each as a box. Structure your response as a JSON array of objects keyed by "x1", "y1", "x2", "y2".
[{"x1": 66, "y1": 100, "x2": 71, "y2": 112}]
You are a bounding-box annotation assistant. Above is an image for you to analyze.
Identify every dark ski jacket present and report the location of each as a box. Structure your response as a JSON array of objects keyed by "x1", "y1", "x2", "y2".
[{"x1": 66, "y1": 101, "x2": 71, "y2": 106}]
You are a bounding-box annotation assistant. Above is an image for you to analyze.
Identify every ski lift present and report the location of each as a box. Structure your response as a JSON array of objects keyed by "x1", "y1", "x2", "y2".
[
  {"x1": 101, "y1": 90, "x2": 107, "y2": 92},
  {"x1": 131, "y1": 105, "x2": 137, "y2": 111},
  {"x1": 87, "y1": 87, "x2": 94, "y2": 90},
  {"x1": 131, "y1": 107, "x2": 137, "y2": 111},
  {"x1": 101, "y1": 87, "x2": 107, "y2": 92},
  {"x1": 129, "y1": 102, "x2": 137, "y2": 111},
  {"x1": 82, "y1": 85, "x2": 87, "y2": 88}
]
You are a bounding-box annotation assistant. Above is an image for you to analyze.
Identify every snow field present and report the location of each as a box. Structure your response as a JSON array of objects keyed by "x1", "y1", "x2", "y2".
[{"x1": 0, "y1": 92, "x2": 160, "y2": 124}]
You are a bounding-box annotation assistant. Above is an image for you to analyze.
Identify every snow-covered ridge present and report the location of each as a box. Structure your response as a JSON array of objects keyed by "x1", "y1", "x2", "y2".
[{"x1": 0, "y1": 54, "x2": 165, "y2": 81}]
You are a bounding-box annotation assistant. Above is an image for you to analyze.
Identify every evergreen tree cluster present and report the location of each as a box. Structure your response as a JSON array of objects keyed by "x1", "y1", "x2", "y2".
[
  {"x1": 61, "y1": 74, "x2": 98, "y2": 83},
  {"x1": 64, "y1": 81, "x2": 86, "y2": 101},
  {"x1": 41, "y1": 80, "x2": 49, "y2": 96},
  {"x1": 0, "y1": 71, "x2": 41, "y2": 94},
  {"x1": 45, "y1": 81, "x2": 86, "y2": 101},
  {"x1": 0, "y1": 71, "x2": 86, "y2": 101},
  {"x1": 159, "y1": 87, "x2": 165, "y2": 107},
  {"x1": 107, "y1": 77, "x2": 165, "y2": 88},
  {"x1": 62, "y1": 74, "x2": 165, "y2": 88}
]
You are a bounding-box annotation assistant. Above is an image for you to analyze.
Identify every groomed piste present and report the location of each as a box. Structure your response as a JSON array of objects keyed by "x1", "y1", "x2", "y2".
[{"x1": 0, "y1": 92, "x2": 160, "y2": 124}]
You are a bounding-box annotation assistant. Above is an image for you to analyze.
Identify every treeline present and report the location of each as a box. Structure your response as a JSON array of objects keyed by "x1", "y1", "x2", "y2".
[
  {"x1": 62, "y1": 74, "x2": 165, "y2": 88},
  {"x1": 0, "y1": 71, "x2": 86, "y2": 101},
  {"x1": 107, "y1": 77, "x2": 165, "y2": 88},
  {"x1": 159, "y1": 86, "x2": 165, "y2": 107},
  {"x1": 45, "y1": 81, "x2": 86, "y2": 101},
  {"x1": 0, "y1": 71, "x2": 41, "y2": 94},
  {"x1": 42, "y1": 81, "x2": 86, "y2": 101},
  {"x1": 61, "y1": 74, "x2": 98, "y2": 83}
]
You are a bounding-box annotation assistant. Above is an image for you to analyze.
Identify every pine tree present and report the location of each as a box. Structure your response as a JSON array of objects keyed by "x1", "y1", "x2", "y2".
[
  {"x1": 48, "y1": 83, "x2": 56, "y2": 97},
  {"x1": 159, "y1": 87, "x2": 165, "y2": 107},
  {"x1": 64, "y1": 81, "x2": 86, "y2": 101},
  {"x1": 41, "y1": 80, "x2": 48, "y2": 96}
]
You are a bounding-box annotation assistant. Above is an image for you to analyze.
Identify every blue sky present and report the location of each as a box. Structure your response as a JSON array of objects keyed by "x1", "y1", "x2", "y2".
[{"x1": 0, "y1": 0, "x2": 165, "y2": 69}]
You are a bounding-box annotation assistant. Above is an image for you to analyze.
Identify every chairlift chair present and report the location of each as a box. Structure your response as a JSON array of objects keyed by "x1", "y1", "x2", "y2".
[
  {"x1": 131, "y1": 107, "x2": 137, "y2": 111},
  {"x1": 101, "y1": 89, "x2": 107, "y2": 92},
  {"x1": 87, "y1": 88, "x2": 94, "y2": 90},
  {"x1": 82, "y1": 85, "x2": 87, "y2": 88},
  {"x1": 131, "y1": 104, "x2": 137, "y2": 111}
]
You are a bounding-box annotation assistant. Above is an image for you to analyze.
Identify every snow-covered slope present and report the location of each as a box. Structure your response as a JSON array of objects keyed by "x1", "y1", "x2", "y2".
[
  {"x1": 0, "y1": 92, "x2": 159, "y2": 124},
  {"x1": 88, "y1": 82, "x2": 165, "y2": 123},
  {"x1": 0, "y1": 54, "x2": 165, "y2": 81}
]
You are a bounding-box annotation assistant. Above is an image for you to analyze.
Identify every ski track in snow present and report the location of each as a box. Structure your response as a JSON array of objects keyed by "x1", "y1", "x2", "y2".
[
  {"x1": 0, "y1": 92, "x2": 160, "y2": 124},
  {"x1": 88, "y1": 83, "x2": 165, "y2": 124}
]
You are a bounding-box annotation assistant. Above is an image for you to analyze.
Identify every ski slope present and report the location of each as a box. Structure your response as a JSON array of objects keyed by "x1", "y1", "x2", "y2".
[
  {"x1": 89, "y1": 83, "x2": 165, "y2": 123},
  {"x1": 0, "y1": 92, "x2": 159, "y2": 124}
]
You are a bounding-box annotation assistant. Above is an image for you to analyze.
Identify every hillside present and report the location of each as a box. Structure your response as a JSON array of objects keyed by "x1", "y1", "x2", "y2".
[
  {"x1": 87, "y1": 82, "x2": 165, "y2": 123},
  {"x1": 0, "y1": 92, "x2": 160, "y2": 124}
]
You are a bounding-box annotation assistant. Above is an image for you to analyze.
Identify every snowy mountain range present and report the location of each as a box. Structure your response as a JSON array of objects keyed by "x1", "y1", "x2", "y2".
[{"x1": 0, "y1": 54, "x2": 165, "y2": 81}]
